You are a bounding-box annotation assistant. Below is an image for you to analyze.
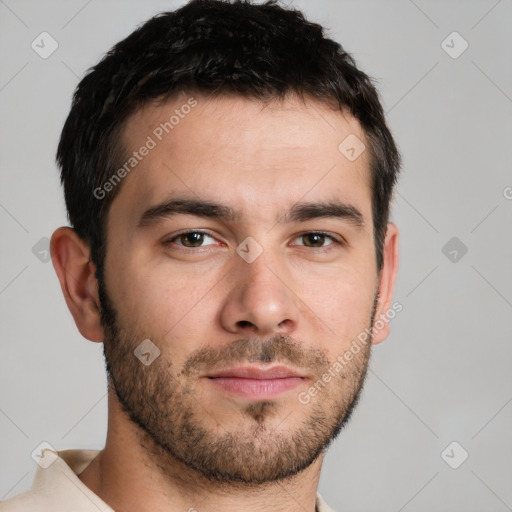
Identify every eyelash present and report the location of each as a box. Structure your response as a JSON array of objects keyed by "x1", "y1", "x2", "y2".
[{"x1": 163, "y1": 230, "x2": 344, "y2": 251}]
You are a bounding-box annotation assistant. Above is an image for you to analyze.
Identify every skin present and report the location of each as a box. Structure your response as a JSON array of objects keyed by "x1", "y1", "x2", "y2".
[{"x1": 51, "y1": 92, "x2": 399, "y2": 512}]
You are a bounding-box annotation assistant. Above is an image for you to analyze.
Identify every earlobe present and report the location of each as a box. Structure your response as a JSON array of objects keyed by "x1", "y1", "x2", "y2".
[
  {"x1": 50, "y1": 227, "x2": 104, "y2": 342},
  {"x1": 371, "y1": 222, "x2": 399, "y2": 345}
]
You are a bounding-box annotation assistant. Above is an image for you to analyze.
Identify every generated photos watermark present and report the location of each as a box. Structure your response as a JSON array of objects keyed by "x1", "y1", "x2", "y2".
[
  {"x1": 93, "y1": 97, "x2": 198, "y2": 200},
  {"x1": 298, "y1": 301, "x2": 403, "y2": 405}
]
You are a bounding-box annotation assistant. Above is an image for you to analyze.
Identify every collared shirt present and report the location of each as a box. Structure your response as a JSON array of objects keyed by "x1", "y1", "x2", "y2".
[{"x1": 0, "y1": 449, "x2": 336, "y2": 512}]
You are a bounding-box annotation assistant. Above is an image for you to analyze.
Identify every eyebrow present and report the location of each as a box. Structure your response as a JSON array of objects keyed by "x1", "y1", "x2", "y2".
[{"x1": 138, "y1": 197, "x2": 365, "y2": 230}]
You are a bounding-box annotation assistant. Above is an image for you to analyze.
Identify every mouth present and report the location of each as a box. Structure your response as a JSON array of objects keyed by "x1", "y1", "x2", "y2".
[{"x1": 204, "y1": 365, "x2": 308, "y2": 400}]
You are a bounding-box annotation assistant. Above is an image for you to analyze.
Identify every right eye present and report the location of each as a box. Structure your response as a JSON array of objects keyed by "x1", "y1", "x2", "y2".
[{"x1": 163, "y1": 230, "x2": 219, "y2": 249}]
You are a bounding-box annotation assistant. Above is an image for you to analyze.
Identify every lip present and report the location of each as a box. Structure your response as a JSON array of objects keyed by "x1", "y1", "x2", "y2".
[
  {"x1": 204, "y1": 365, "x2": 308, "y2": 399},
  {"x1": 206, "y1": 365, "x2": 306, "y2": 379}
]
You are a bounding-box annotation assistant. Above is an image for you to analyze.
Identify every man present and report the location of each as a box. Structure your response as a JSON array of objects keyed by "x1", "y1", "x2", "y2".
[{"x1": 1, "y1": 0, "x2": 400, "y2": 510}]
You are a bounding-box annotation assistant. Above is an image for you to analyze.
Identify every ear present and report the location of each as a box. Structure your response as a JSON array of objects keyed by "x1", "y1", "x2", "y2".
[
  {"x1": 371, "y1": 222, "x2": 399, "y2": 345},
  {"x1": 50, "y1": 226, "x2": 104, "y2": 342}
]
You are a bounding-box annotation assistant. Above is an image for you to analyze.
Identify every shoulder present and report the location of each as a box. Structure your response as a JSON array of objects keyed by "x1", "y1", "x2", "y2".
[
  {"x1": 317, "y1": 492, "x2": 337, "y2": 512},
  {"x1": 0, "y1": 448, "x2": 105, "y2": 512},
  {"x1": 0, "y1": 489, "x2": 48, "y2": 512}
]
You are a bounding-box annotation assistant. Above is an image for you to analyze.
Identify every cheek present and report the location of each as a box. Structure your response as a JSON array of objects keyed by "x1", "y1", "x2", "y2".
[
  {"x1": 110, "y1": 257, "x2": 220, "y2": 353},
  {"x1": 299, "y1": 265, "x2": 376, "y2": 345}
]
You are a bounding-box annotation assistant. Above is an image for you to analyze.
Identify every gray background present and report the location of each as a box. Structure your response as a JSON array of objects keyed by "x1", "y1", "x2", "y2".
[{"x1": 1, "y1": 0, "x2": 511, "y2": 510}]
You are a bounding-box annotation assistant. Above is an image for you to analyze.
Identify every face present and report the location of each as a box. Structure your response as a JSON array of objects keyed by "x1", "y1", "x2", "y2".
[{"x1": 99, "y1": 93, "x2": 383, "y2": 484}]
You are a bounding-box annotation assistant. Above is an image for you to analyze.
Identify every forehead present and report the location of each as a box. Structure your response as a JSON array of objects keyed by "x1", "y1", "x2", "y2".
[{"x1": 111, "y1": 93, "x2": 372, "y2": 228}]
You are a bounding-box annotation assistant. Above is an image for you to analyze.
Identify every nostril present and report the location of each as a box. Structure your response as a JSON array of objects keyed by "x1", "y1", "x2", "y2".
[{"x1": 237, "y1": 320, "x2": 255, "y2": 329}]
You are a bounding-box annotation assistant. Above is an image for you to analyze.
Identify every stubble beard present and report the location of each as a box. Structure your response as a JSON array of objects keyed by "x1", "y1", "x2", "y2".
[{"x1": 98, "y1": 277, "x2": 375, "y2": 486}]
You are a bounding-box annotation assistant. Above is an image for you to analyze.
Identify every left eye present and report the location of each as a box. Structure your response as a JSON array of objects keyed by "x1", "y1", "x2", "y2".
[
  {"x1": 293, "y1": 232, "x2": 337, "y2": 248},
  {"x1": 164, "y1": 231, "x2": 339, "y2": 249}
]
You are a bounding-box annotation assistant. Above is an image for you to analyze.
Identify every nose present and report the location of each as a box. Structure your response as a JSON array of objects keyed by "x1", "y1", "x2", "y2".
[{"x1": 219, "y1": 252, "x2": 299, "y2": 337}]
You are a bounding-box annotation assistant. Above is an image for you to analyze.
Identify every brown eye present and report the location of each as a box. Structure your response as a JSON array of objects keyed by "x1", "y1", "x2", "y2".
[
  {"x1": 179, "y1": 232, "x2": 205, "y2": 247},
  {"x1": 165, "y1": 231, "x2": 217, "y2": 248},
  {"x1": 302, "y1": 233, "x2": 327, "y2": 247},
  {"x1": 295, "y1": 232, "x2": 337, "y2": 248}
]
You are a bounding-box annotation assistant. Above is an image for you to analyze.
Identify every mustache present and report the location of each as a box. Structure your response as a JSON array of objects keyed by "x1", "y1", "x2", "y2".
[{"x1": 179, "y1": 334, "x2": 329, "y2": 377}]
